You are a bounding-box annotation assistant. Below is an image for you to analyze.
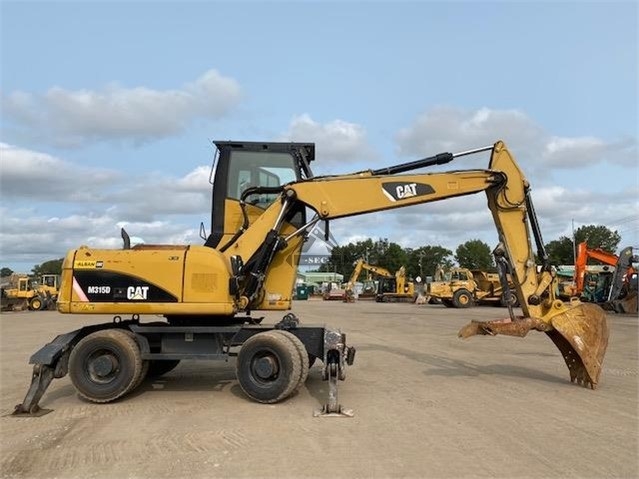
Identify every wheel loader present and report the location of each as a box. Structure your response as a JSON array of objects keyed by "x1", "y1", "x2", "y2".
[
  {"x1": 427, "y1": 267, "x2": 515, "y2": 308},
  {"x1": 13, "y1": 140, "x2": 609, "y2": 418},
  {"x1": 1, "y1": 276, "x2": 49, "y2": 311}
]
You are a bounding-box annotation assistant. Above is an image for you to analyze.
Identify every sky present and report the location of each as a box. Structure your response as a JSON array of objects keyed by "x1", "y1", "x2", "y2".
[{"x1": 1, "y1": 0, "x2": 637, "y2": 274}]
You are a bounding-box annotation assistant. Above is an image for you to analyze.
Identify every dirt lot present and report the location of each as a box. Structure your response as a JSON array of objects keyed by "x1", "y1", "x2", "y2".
[{"x1": 1, "y1": 301, "x2": 637, "y2": 479}]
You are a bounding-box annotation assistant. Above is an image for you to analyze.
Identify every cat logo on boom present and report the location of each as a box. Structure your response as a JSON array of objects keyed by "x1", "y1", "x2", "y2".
[
  {"x1": 395, "y1": 183, "x2": 417, "y2": 199},
  {"x1": 381, "y1": 181, "x2": 435, "y2": 202}
]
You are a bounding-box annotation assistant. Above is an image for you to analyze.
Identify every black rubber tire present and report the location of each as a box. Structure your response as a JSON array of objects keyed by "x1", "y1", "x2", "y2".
[
  {"x1": 147, "y1": 359, "x2": 181, "y2": 378},
  {"x1": 236, "y1": 331, "x2": 302, "y2": 404},
  {"x1": 452, "y1": 289, "x2": 473, "y2": 308},
  {"x1": 69, "y1": 329, "x2": 143, "y2": 403},
  {"x1": 270, "y1": 330, "x2": 310, "y2": 389},
  {"x1": 120, "y1": 330, "x2": 149, "y2": 391},
  {"x1": 442, "y1": 299, "x2": 454, "y2": 308},
  {"x1": 29, "y1": 296, "x2": 43, "y2": 311}
]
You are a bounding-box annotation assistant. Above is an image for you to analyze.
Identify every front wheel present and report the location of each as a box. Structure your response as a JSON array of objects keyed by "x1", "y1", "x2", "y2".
[
  {"x1": 28, "y1": 296, "x2": 43, "y2": 311},
  {"x1": 69, "y1": 329, "x2": 143, "y2": 403},
  {"x1": 236, "y1": 331, "x2": 302, "y2": 404},
  {"x1": 452, "y1": 289, "x2": 473, "y2": 308},
  {"x1": 270, "y1": 330, "x2": 310, "y2": 388}
]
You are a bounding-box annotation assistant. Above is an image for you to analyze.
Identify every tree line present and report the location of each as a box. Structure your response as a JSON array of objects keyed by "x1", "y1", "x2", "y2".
[{"x1": 316, "y1": 224, "x2": 622, "y2": 281}]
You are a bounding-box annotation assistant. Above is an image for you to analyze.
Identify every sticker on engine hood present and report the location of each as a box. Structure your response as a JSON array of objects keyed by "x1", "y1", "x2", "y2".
[{"x1": 74, "y1": 260, "x2": 97, "y2": 269}]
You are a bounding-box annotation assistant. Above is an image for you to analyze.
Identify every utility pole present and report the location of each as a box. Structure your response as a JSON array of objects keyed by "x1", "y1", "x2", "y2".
[{"x1": 572, "y1": 219, "x2": 577, "y2": 264}]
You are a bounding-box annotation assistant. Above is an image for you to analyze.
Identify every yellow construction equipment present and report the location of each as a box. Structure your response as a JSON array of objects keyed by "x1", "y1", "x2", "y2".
[
  {"x1": 14, "y1": 140, "x2": 609, "y2": 417},
  {"x1": 375, "y1": 266, "x2": 416, "y2": 302},
  {"x1": 1, "y1": 276, "x2": 48, "y2": 311},
  {"x1": 427, "y1": 267, "x2": 515, "y2": 308},
  {"x1": 343, "y1": 259, "x2": 414, "y2": 302}
]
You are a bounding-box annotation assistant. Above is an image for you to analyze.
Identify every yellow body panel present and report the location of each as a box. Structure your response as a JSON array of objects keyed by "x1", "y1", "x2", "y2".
[{"x1": 58, "y1": 245, "x2": 236, "y2": 316}]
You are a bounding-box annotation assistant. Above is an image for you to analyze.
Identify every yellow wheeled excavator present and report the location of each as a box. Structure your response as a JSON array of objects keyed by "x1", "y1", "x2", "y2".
[{"x1": 13, "y1": 140, "x2": 609, "y2": 418}]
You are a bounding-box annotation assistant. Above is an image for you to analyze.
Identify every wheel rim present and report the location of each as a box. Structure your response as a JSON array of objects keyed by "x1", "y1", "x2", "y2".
[
  {"x1": 460, "y1": 295, "x2": 470, "y2": 305},
  {"x1": 251, "y1": 352, "x2": 280, "y2": 383},
  {"x1": 86, "y1": 349, "x2": 121, "y2": 384},
  {"x1": 32, "y1": 299, "x2": 41, "y2": 310}
]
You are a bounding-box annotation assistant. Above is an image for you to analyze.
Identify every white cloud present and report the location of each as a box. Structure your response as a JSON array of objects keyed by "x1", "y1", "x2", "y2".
[
  {"x1": 0, "y1": 144, "x2": 213, "y2": 267},
  {"x1": 2, "y1": 69, "x2": 241, "y2": 147},
  {"x1": 104, "y1": 166, "x2": 211, "y2": 221},
  {"x1": 0, "y1": 143, "x2": 211, "y2": 219},
  {"x1": 280, "y1": 114, "x2": 376, "y2": 164},
  {"x1": 396, "y1": 107, "x2": 636, "y2": 170},
  {"x1": 0, "y1": 143, "x2": 119, "y2": 200},
  {"x1": 0, "y1": 208, "x2": 202, "y2": 266}
]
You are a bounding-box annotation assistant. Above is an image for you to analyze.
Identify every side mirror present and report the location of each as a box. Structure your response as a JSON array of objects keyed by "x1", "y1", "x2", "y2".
[{"x1": 199, "y1": 222, "x2": 207, "y2": 241}]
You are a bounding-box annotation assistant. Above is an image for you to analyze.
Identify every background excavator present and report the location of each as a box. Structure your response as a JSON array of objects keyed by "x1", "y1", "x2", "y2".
[
  {"x1": 343, "y1": 259, "x2": 415, "y2": 303},
  {"x1": 14, "y1": 140, "x2": 609, "y2": 418},
  {"x1": 572, "y1": 242, "x2": 638, "y2": 313}
]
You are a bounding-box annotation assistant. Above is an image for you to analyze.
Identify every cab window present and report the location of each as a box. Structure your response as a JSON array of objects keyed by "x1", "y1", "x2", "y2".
[{"x1": 227, "y1": 151, "x2": 297, "y2": 208}]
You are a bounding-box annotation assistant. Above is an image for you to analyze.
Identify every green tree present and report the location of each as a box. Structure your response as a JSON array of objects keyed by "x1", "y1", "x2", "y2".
[
  {"x1": 574, "y1": 225, "x2": 621, "y2": 252},
  {"x1": 320, "y1": 238, "x2": 375, "y2": 277},
  {"x1": 31, "y1": 258, "x2": 64, "y2": 276},
  {"x1": 321, "y1": 238, "x2": 410, "y2": 279},
  {"x1": 545, "y1": 237, "x2": 574, "y2": 265},
  {"x1": 455, "y1": 239, "x2": 494, "y2": 270},
  {"x1": 544, "y1": 224, "x2": 621, "y2": 265},
  {"x1": 405, "y1": 246, "x2": 453, "y2": 279},
  {"x1": 1, "y1": 267, "x2": 14, "y2": 277}
]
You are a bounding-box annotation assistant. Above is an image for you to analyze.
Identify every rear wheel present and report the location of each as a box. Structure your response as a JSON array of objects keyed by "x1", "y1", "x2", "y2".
[
  {"x1": 442, "y1": 299, "x2": 454, "y2": 308},
  {"x1": 452, "y1": 289, "x2": 473, "y2": 308},
  {"x1": 69, "y1": 329, "x2": 143, "y2": 403},
  {"x1": 236, "y1": 331, "x2": 302, "y2": 403}
]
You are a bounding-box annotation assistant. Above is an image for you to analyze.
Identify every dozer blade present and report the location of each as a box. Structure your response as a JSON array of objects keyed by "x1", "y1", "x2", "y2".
[{"x1": 458, "y1": 303, "x2": 609, "y2": 389}]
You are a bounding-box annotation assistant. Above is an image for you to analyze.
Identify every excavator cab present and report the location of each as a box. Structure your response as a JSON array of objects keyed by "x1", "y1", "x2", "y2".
[{"x1": 204, "y1": 141, "x2": 315, "y2": 250}]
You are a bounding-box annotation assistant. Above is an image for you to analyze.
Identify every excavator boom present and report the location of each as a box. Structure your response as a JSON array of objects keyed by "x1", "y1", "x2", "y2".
[{"x1": 279, "y1": 141, "x2": 608, "y2": 387}]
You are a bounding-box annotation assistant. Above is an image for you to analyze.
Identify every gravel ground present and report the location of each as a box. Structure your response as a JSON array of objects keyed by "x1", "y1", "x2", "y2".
[{"x1": 1, "y1": 300, "x2": 637, "y2": 479}]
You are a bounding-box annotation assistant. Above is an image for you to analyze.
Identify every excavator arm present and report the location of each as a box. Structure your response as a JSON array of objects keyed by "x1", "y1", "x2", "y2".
[
  {"x1": 344, "y1": 259, "x2": 393, "y2": 295},
  {"x1": 361, "y1": 263, "x2": 393, "y2": 278},
  {"x1": 227, "y1": 140, "x2": 608, "y2": 388}
]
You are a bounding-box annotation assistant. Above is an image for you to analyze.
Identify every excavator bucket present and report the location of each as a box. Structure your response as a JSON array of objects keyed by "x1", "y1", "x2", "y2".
[
  {"x1": 459, "y1": 303, "x2": 609, "y2": 389},
  {"x1": 546, "y1": 303, "x2": 609, "y2": 389}
]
